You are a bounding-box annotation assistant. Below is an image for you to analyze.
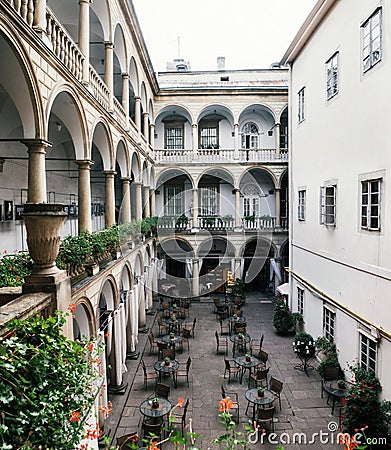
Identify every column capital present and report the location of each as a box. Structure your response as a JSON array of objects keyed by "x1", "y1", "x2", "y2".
[
  {"x1": 79, "y1": 0, "x2": 92, "y2": 4},
  {"x1": 121, "y1": 176, "x2": 131, "y2": 183},
  {"x1": 21, "y1": 139, "x2": 52, "y2": 150},
  {"x1": 75, "y1": 159, "x2": 93, "y2": 168},
  {"x1": 275, "y1": 187, "x2": 281, "y2": 191},
  {"x1": 192, "y1": 123, "x2": 197, "y2": 128},
  {"x1": 103, "y1": 40, "x2": 114, "y2": 48},
  {"x1": 275, "y1": 122, "x2": 281, "y2": 127},
  {"x1": 143, "y1": 112, "x2": 149, "y2": 118},
  {"x1": 134, "y1": 96, "x2": 141, "y2": 101},
  {"x1": 103, "y1": 170, "x2": 116, "y2": 177},
  {"x1": 122, "y1": 72, "x2": 129, "y2": 79},
  {"x1": 234, "y1": 123, "x2": 239, "y2": 128},
  {"x1": 133, "y1": 181, "x2": 142, "y2": 186}
]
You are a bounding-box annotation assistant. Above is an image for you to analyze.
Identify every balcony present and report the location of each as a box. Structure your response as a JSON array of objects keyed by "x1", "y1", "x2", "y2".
[{"x1": 154, "y1": 148, "x2": 288, "y2": 164}]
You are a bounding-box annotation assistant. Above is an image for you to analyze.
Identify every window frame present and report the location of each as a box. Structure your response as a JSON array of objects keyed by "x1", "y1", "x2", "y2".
[
  {"x1": 297, "y1": 287, "x2": 304, "y2": 315},
  {"x1": 199, "y1": 185, "x2": 219, "y2": 216},
  {"x1": 361, "y1": 178, "x2": 381, "y2": 231},
  {"x1": 199, "y1": 120, "x2": 219, "y2": 149},
  {"x1": 323, "y1": 307, "x2": 335, "y2": 342},
  {"x1": 164, "y1": 185, "x2": 184, "y2": 216},
  {"x1": 298, "y1": 189, "x2": 306, "y2": 221},
  {"x1": 326, "y1": 52, "x2": 339, "y2": 100},
  {"x1": 359, "y1": 332, "x2": 377, "y2": 373},
  {"x1": 320, "y1": 185, "x2": 337, "y2": 226},
  {"x1": 298, "y1": 87, "x2": 305, "y2": 123},
  {"x1": 362, "y1": 8, "x2": 382, "y2": 73}
]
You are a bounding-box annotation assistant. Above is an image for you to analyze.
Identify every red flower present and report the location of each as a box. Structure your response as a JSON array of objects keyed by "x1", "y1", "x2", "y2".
[
  {"x1": 105, "y1": 332, "x2": 110, "y2": 338},
  {"x1": 69, "y1": 411, "x2": 80, "y2": 422},
  {"x1": 88, "y1": 341, "x2": 94, "y2": 352},
  {"x1": 67, "y1": 303, "x2": 76, "y2": 314},
  {"x1": 177, "y1": 397, "x2": 185, "y2": 409},
  {"x1": 219, "y1": 397, "x2": 233, "y2": 412}
]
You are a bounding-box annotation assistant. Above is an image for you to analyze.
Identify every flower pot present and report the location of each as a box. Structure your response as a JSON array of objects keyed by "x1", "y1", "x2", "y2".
[{"x1": 152, "y1": 400, "x2": 159, "y2": 409}]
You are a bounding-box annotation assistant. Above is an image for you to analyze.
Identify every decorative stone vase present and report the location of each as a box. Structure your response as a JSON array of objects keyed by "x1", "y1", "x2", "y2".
[{"x1": 22, "y1": 203, "x2": 66, "y2": 276}]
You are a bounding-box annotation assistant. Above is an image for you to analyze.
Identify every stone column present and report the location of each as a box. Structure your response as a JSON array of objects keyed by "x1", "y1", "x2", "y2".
[
  {"x1": 75, "y1": 160, "x2": 92, "y2": 232},
  {"x1": 192, "y1": 258, "x2": 200, "y2": 297},
  {"x1": 22, "y1": 139, "x2": 51, "y2": 203},
  {"x1": 234, "y1": 258, "x2": 241, "y2": 280},
  {"x1": 143, "y1": 112, "x2": 149, "y2": 145},
  {"x1": 275, "y1": 188, "x2": 281, "y2": 229},
  {"x1": 134, "y1": 97, "x2": 141, "y2": 133},
  {"x1": 121, "y1": 177, "x2": 131, "y2": 224},
  {"x1": 33, "y1": 0, "x2": 46, "y2": 35},
  {"x1": 149, "y1": 123, "x2": 155, "y2": 149},
  {"x1": 122, "y1": 73, "x2": 129, "y2": 125},
  {"x1": 192, "y1": 123, "x2": 198, "y2": 152},
  {"x1": 234, "y1": 188, "x2": 241, "y2": 228},
  {"x1": 234, "y1": 123, "x2": 239, "y2": 159},
  {"x1": 143, "y1": 185, "x2": 150, "y2": 218},
  {"x1": 152, "y1": 258, "x2": 158, "y2": 296},
  {"x1": 134, "y1": 182, "x2": 142, "y2": 221},
  {"x1": 104, "y1": 170, "x2": 116, "y2": 227},
  {"x1": 275, "y1": 123, "x2": 281, "y2": 159},
  {"x1": 138, "y1": 277, "x2": 147, "y2": 328},
  {"x1": 192, "y1": 188, "x2": 198, "y2": 229},
  {"x1": 104, "y1": 41, "x2": 114, "y2": 111},
  {"x1": 78, "y1": 0, "x2": 90, "y2": 84},
  {"x1": 150, "y1": 189, "x2": 156, "y2": 217}
]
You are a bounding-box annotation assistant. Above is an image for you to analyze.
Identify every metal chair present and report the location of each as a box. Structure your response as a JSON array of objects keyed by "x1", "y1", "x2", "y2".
[
  {"x1": 161, "y1": 348, "x2": 175, "y2": 360},
  {"x1": 255, "y1": 406, "x2": 275, "y2": 432},
  {"x1": 171, "y1": 398, "x2": 189, "y2": 435},
  {"x1": 321, "y1": 365, "x2": 340, "y2": 398},
  {"x1": 141, "y1": 359, "x2": 158, "y2": 390},
  {"x1": 148, "y1": 331, "x2": 160, "y2": 355},
  {"x1": 219, "y1": 319, "x2": 230, "y2": 335},
  {"x1": 250, "y1": 367, "x2": 269, "y2": 388},
  {"x1": 176, "y1": 356, "x2": 192, "y2": 387},
  {"x1": 180, "y1": 328, "x2": 191, "y2": 352},
  {"x1": 157, "y1": 316, "x2": 169, "y2": 336},
  {"x1": 142, "y1": 421, "x2": 163, "y2": 441},
  {"x1": 215, "y1": 331, "x2": 228, "y2": 355},
  {"x1": 154, "y1": 383, "x2": 170, "y2": 399},
  {"x1": 250, "y1": 335, "x2": 264, "y2": 355},
  {"x1": 257, "y1": 349, "x2": 269, "y2": 365},
  {"x1": 221, "y1": 385, "x2": 240, "y2": 422},
  {"x1": 269, "y1": 377, "x2": 283, "y2": 410},
  {"x1": 184, "y1": 317, "x2": 197, "y2": 338},
  {"x1": 224, "y1": 358, "x2": 240, "y2": 384}
]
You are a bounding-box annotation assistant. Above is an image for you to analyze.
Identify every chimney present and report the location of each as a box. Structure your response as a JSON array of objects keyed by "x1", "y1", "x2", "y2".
[{"x1": 217, "y1": 56, "x2": 225, "y2": 70}]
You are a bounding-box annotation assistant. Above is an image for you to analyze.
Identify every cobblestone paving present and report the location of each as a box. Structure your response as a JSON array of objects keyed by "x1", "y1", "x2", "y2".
[{"x1": 106, "y1": 294, "x2": 343, "y2": 449}]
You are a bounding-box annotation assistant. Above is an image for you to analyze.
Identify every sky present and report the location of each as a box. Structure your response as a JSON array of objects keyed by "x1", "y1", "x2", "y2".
[{"x1": 132, "y1": 0, "x2": 318, "y2": 72}]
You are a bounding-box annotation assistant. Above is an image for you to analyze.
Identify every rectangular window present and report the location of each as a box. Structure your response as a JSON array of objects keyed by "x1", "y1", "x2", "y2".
[
  {"x1": 320, "y1": 185, "x2": 336, "y2": 226},
  {"x1": 362, "y1": 8, "x2": 382, "y2": 73},
  {"x1": 361, "y1": 179, "x2": 381, "y2": 231},
  {"x1": 360, "y1": 333, "x2": 377, "y2": 372},
  {"x1": 165, "y1": 127, "x2": 183, "y2": 149},
  {"x1": 165, "y1": 186, "x2": 183, "y2": 216},
  {"x1": 323, "y1": 307, "x2": 335, "y2": 342},
  {"x1": 298, "y1": 190, "x2": 306, "y2": 221},
  {"x1": 200, "y1": 126, "x2": 218, "y2": 149},
  {"x1": 297, "y1": 287, "x2": 304, "y2": 315},
  {"x1": 200, "y1": 186, "x2": 218, "y2": 216},
  {"x1": 298, "y1": 88, "x2": 305, "y2": 123},
  {"x1": 326, "y1": 52, "x2": 339, "y2": 99}
]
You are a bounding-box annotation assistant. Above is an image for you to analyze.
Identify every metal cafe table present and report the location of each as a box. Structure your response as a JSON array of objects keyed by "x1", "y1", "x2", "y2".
[
  {"x1": 235, "y1": 354, "x2": 260, "y2": 385},
  {"x1": 245, "y1": 388, "x2": 275, "y2": 420},
  {"x1": 154, "y1": 359, "x2": 179, "y2": 388},
  {"x1": 164, "y1": 317, "x2": 183, "y2": 334},
  {"x1": 227, "y1": 315, "x2": 246, "y2": 334},
  {"x1": 139, "y1": 397, "x2": 172, "y2": 422},
  {"x1": 162, "y1": 334, "x2": 183, "y2": 356},
  {"x1": 324, "y1": 380, "x2": 348, "y2": 414},
  {"x1": 230, "y1": 333, "x2": 251, "y2": 356}
]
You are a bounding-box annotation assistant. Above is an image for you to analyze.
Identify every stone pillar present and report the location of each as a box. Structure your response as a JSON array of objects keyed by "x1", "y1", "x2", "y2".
[
  {"x1": 143, "y1": 112, "x2": 149, "y2": 144},
  {"x1": 234, "y1": 188, "x2": 241, "y2": 228},
  {"x1": 22, "y1": 140, "x2": 50, "y2": 203},
  {"x1": 192, "y1": 188, "x2": 198, "y2": 229},
  {"x1": 143, "y1": 185, "x2": 150, "y2": 218},
  {"x1": 134, "y1": 97, "x2": 141, "y2": 133},
  {"x1": 122, "y1": 73, "x2": 129, "y2": 124},
  {"x1": 138, "y1": 277, "x2": 147, "y2": 328},
  {"x1": 75, "y1": 160, "x2": 92, "y2": 232},
  {"x1": 149, "y1": 123, "x2": 155, "y2": 149},
  {"x1": 104, "y1": 170, "x2": 116, "y2": 227},
  {"x1": 134, "y1": 182, "x2": 142, "y2": 221},
  {"x1": 121, "y1": 177, "x2": 131, "y2": 224},
  {"x1": 275, "y1": 188, "x2": 281, "y2": 228},
  {"x1": 234, "y1": 123, "x2": 239, "y2": 159},
  {"x1": 275, "y1": 123, "x2": 281, "y2": 159},
  {"x1": 104, "y1": 41, "x2": 114, "y2": 111},
  {"x1": 234, "y1": 258, "x2": 241, "y2": 280},
  {"x1": 33, "y1": 0, "x2": 47, "y2": 35},
  {"x1": 78, "y1": 0, "x2": 90, "y2": 84},
  {"x1": 192, "y1": 258, "x2": 200, "y2": 297},
  {"x1": 150, "y1": 189, "x2": 156, "y2": 217},
  {"x1": 152, "y1": 258, "x2": 158, "y2": 296},
  {"x1": 192, "y1": 123, "x2": 198, "y2": 152}
]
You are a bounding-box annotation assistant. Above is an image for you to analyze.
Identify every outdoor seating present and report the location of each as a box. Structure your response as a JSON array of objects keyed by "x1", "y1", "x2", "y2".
[
  {"x1": 179, "y1": 328, "x2": 191, "y2": 352},
  {"x1": 141, "y1": 360, "x2": 158, "y2": 390},
  {"x1": 233, "y1": 323, "x2": 247, "y2": 335},
  {"x1": 221, "y1": 385, "x2": 240, "y2": 422},
  {"x1": 157, "y1": 341, "x2": 168, "y2": 355},
  {"x1": 321, "y1": 365, "x2": 340, "y2": 398},
  {"x1": 216, "y1": 304, "x2": 228, "y2": 320},
  {"x1": 157, "y1": 316, "x2": 169, "y2": 336},
  {"x1": 250, "y1": 335, "x2": 264, "y2": 355},
  {"x1": 116, "y1": 432, "x2": 139, "y2": 449},
  {"x1": 269, "y1": 377, "x2": 283, "y2": 410},
  {"x1": 184, "y1": 317, "x2": 197, "y2": 338},
  {"x1": 250, "y1": 367, "x2": 269, "y2": 388},
  {"x1": 224, "y1": 358, "x2": 240, "y2": 384},
  {"x1": 219, "y1": 319, "x2": 230, "y2": 335},
  {"x1": 255, "y1": 405, "x2": 275, "y2": 432},
  {"x1": 213, "y1": 297, "x2": 220, "y2": 313},
  {"x1": 257, "y1": 349, "x2": 269, "y2": 365},
  {"x1": 142, "y1": 421, "x2": 163, "y2": 441},
  {"x1": 147, "y1": 331, "x2": 160, "y2": 356},
  {"x1": 171, "y1": 398, "x2": 189, "y2": 434},
  {"x1": 215, "y1": 331, "x2": 228, "y2": 355},
  {"x1": 161, "y1": 348, "x2": 175, "y2": 360},
  {"x1": 176, "y1": 356, "x2": 192, "y2": 387},
  {"x1": 153, "y1": 383, "x2": 171, "y2": 399}
]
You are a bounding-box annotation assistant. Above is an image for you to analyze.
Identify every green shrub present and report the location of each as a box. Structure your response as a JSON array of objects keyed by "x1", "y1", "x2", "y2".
[
  {"x1": 273, "y1": 297, "x2": 294, "y2": 333},
  {"x1": 0, "y1": 252, "x2": 33, "y2": 287},
  {"x1": 315, "y1": 336, "x2": 341, "y2": 378}
]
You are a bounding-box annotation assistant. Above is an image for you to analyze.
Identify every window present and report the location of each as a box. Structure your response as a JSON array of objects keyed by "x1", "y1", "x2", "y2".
[
  {"x1": 297, "y1": 287, "x2": 304, "y2": 315},
  {"x1": 326, "y1": 52, "x2": 339, "y2": 99},
  {"x1": 298, "y1": 88, "x2": 305, "y2": 123},
  {"x1": 200, "y1": 186, "x2": 218, "y2": 215},
  {"x1": 361, "y1": 179, "x2": 381, "y2": 231},
  {"x1": 362, "y1": 8, "x2": 382, "y2": 73},
  {"x1": 360, "y1": 333, "x2": 377, "y2": 372},
  {"x1": 165, "y1": 126, "x2": 183, "y2": 149},
  {"x1": 323, "y1": 307, "x2": 335, "y2": 342},
  {"x1": 320, "y1": 185, "x2": 336, "y2": 226},
  {"x1": 243, "y1": 197, "x2": 259, "y2": 217},
  {"x1": 165, "y1": 186, "x2": 183, "y2": 216},
  {"x1": 241, "y1": 122, "x2": 259, "y2": 149},
  {"x1": 200, "y1": 123, "x2": 218, "y2": 149},
  {"x1": 298, "y1": 190, "x2": 306, "y2": 221}
]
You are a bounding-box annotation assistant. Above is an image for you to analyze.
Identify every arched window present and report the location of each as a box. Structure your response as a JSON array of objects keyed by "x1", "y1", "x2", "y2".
[{"x1": 241, "y1": 122, "x2": 259, "y2": 149}]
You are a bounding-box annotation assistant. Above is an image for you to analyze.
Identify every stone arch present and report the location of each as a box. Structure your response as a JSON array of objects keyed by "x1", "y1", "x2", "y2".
[
  {"x1": 130, "y1": 150, "x2": 141, "y2": 182},
  {"x1": 73, "y1": 297, "x2": 95, "y2": 340},
  {"x1": 115, "y1": 139, "x2": 129, "y2": 178},
  {"x1": 156, "y1": 168, "x2": 195, "y2": 189},
  {"x1": 238, "y1": 166, "x2": 277, "y2": 187},
  {"x1": 196, "y1": 167, "x2": 235, "y2": 188},
  {"x1": 91, "y1": 118, "x2": 114, "y2": 170}
]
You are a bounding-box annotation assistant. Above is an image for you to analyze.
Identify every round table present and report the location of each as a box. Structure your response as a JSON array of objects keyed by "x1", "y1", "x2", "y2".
[
  {"x1": 245, "y1": 388, "x2": 275, "y2": 420},
  {"x1": 324, "y1": 380, "x2": 347, "y2": 414},
  {"x1": 227, "y1": 316, "x2": 246, "y2": 334},
  {"x1": 235, "y1": 355, "x2": 260, "y2": 385},
  {"x1": 164, "y1": 318, "x2": 183, "y2": 333},
  {"x1": 154, "y1": 359, "x2": 179, "y2": 387},
  {"x1": 229, "y1": 333, "x2": 251, "y2": 356},
  {"x1": 162, "y1": 334, "x2": 183, "y2": 356},
  {"x1": 139, "y1": 397, "x2": 172, "y2": 421}
]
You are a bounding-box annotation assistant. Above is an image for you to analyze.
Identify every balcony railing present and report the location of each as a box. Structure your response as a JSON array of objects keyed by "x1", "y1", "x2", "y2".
[
  {"x1": 154, "y1": 148, "x2": 288, "y2": 164},
  {"x1": 198, "y1": 216, "x2": 234, "y2": 231},
  {"x1": 157, "y1": 216, "x2": 193, "y2": 231}
]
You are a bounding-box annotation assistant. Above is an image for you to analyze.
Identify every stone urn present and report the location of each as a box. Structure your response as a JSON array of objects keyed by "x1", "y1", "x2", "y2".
[{"x1": 22, "y1": 203, "x2": 66, "y2": 276}]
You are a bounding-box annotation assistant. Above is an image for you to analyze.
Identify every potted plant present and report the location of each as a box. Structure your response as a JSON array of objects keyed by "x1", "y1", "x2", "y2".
[
  {"x1": 164, "y1": 357, "x2": 171, "y2": 366},
  {"x1": 245, "y1": 353, "x2": 251, "y2": 362},
  {"x1": 175, "y1": 214, "x2": 188, "y2": 230},
  {"x1": 257, "y1": 387, "x2": 265, "y2": 397},
  {"x1": 151, "y1": 397, "x2": 159, "y2": 409},
  {"x1": 273, "y1": 297, "x2": 294, "y2": 334},
  {"x1": 315, "y1": 337, "x2": 341, "y2": 378},
  {"x1": 237, "y1": 333, "x2": 244, "y2": 340}
]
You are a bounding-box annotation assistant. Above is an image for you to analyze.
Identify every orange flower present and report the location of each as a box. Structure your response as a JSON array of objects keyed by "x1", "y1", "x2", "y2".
[
  {"x1": 219, "y1": 397, "x2": 233, "y2": 412},
  {"x1": 69, "y1": 411, "x2": 80, "y2": 422},
  {"x1": 177, "y1": 397, "x2": 185, "y2": 409},
  {"x1": 148, "y1": 441, "x2": 159, "y2": 450},
  {"x1": 88, "y1": 341, "x2": 94, "y2": 352},
  {"x1": 338, "y1": 434, "x2": 358, "y2": 450},
  {"x1": 105, "y1": 332, "x2": 110, "y2": 338},
  {"x1": 67, "y1": 303, "x2": 76, "y2": 314}
]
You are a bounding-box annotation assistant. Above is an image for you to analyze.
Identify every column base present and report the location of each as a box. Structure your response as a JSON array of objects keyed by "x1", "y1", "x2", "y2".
[
  {"x1": 127, "y1": 350, "x2": 140, "y2": 360},
  {"x1": 108, "y1": 381, "x2": 128, "y2": 395},
  {"x1": 22, "y1": 270, "x2": 68, "y2": 294}
]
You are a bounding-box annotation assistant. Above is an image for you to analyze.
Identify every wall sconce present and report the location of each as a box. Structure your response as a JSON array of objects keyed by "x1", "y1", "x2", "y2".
[
  {"x1": 56, "y1": 122, "x2": 62, "y2": 132},
  {"x1": 268, "y1": 130, "x2": 273, "y2": 136},
  {"x1": 231, "y1": 131, "x2": 235, "y2": 137}
]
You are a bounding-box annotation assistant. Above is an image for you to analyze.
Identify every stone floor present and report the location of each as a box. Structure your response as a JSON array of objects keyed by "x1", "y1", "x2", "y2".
[{"x1": 105, "y1": 294, "x2": 344, "y2": 449}]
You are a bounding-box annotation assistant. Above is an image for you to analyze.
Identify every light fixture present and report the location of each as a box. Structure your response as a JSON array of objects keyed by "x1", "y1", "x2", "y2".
[{"x1": 56, "y1": 122, "x2": 62, "y2": 132}]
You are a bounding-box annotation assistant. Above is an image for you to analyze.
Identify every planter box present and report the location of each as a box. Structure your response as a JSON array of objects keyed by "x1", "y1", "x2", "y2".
[{"x1": 85, "y1": 263, "x2": 99, "y2": 277}]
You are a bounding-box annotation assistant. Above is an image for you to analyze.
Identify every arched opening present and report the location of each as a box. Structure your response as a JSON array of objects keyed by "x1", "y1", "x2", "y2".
[
  {"x1": 242, "y1": 238, "x2": 274, "y2": 293},
  {"x1": 241, "y1": 122, "x2": 259, "y2": 149}
]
